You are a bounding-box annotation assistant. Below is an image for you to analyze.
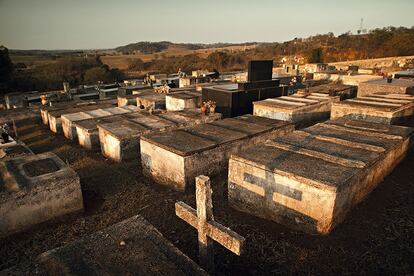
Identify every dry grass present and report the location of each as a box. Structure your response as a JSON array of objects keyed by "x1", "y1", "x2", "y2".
[
  {"x1": 101, "y1": 44, "x2": 257, "y2": 70},
  {"x1": 0, "y1": 120, "x2": 413, "y2": 274}
]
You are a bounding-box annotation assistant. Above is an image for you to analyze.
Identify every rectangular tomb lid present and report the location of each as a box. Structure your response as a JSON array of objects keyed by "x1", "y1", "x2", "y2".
[
  {"x1": 128, "y1": 114, "x2": 177, "y2": 130},
  {"x1": 363, "y1": 78, "x2": 414, "y2": 88},
  {"x1": 211, "y1": 83, "x2": 239, "y2": 92},
  {"x1": 231, "y1": 117, "x2": 414, "y2": 191},
  {"x1": 141, "y1": 115, "x2": 291, "y2": 156},
  {"x1": 84, "y1": 109, "x2": 113, "y2": 117},
  {"x1": 183, "y1": 123, "x2": 248, "y2": 144},
  {"x1": 98, "y1": 119, "x2": 151, "y2": 139},
  {"x1": 333, "y1": 93, "x2": 414, "y2": 112},
  {"x1": 62, "y1": 111, "x2": 95, "y2": 122},
  {"x1": 155, "y1": 111, "x2": 196, "y2": 125},
  {"x1": 74, "y1": 115, "x2": 124, "y2": 131},
  {"x1": 168, "y1": 91, "x2": 201, "y2": 100},
  {"x1": 253, "y1": 95, "x2": 327, "y2": 110},
  {"x1": 36, "y1": 215, "x2": 206, "y2": 275}
]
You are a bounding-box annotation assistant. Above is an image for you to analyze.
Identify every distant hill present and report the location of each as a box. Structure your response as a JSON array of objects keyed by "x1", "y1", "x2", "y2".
[{"x1": 115, "y1": 41, "x2": 257, "y2": 54}]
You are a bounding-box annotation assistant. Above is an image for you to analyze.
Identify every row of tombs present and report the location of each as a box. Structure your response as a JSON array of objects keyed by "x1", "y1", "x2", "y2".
[{"x1": 1, "y1": 62, "x2": 414, "y2": 273}]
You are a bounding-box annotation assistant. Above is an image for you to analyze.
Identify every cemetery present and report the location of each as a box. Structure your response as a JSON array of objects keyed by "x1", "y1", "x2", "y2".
[{"x1": 1, "y1": 59, "x2": 414, "y2": 275}]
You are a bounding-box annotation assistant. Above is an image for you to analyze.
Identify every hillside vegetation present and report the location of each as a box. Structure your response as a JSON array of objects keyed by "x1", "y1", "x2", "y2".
[{"x1": 2, "y1": 26, "x2": 414, "y2": 93}]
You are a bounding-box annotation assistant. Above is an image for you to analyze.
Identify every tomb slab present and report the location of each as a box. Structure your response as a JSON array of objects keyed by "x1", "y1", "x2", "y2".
[
  {"x1": 331, "y1": 93, "x2": 414, "y2": 125},
  {"x1": 358, "y1": 78, "x2": 414, "y2": 97}
]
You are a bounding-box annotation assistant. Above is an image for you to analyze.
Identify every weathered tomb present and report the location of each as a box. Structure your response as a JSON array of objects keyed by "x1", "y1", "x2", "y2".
[
  {"x1": 141, "y1": 115, "x2": 294, "y2": 191},
  {"x1": 2, "y1": 215, "x2": 206, "y2": 275},
  {"x1": 98, "y1": 110, "x2": 221, "y2": 162},
  {"x1": 166, "y1": 91, "x2": 201, "y2": 111},
  {"x1": 297, "y1": 83, "x2": 357, "y2": 100},
  {"x1": 253, "y1": 92, "x2": 340, "y2": 127},
  {"x1": 0, "y1": 107, "x2": 40, "y2": 126},
  {"x1": 331, "y1": 93, "x2": 414, "y2": 125},
  {"x1": 0, "y1": 142, "x2": 33, "y2": 161},
  {"x1": 48, "y1": 100, "x2": 116, "y2": 133},
  {"x1": 0, "y1": 152, "x2": 82, "y2": 238},
  {"x1": 118, "y1": 85, "x2": 151, "y2": 96},
  {"x1": 40, "y1": 99, "x2": 114, "y2": 125},
  {"x1": 61, "y1": 106, "x2": 137, "y2": 140},
  {"x1": 117, "y1": 94, "x2": 137, "y2": 107},
  {"x1": 228, "y1": 117, "x2": 414, "y2": 235},
  {"x1": 74, "y1": 106, "x2": 141, "y2": 150},
  {"x1": 358, "y1": 78, "x2": 414, "y2": 97},
  {"x1": 393, "y1": 69, "x2": 414, "y2": 80},
  {"x1": 135, "y1": 92, "x2": 169, "y2": 110}
]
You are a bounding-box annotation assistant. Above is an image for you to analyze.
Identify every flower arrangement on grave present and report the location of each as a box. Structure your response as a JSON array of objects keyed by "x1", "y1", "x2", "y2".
[
  {"x1": 153, "y1": 84, "x2": 170, "y2": 94},
  {"x1": 201, "y1": 100, "x2": 216, "y2": 115}
]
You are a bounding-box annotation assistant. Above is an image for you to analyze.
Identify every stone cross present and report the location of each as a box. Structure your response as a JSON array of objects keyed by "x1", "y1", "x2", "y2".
[{"x1": 175, "y1": 175, "x2": 245, "y2": 273}]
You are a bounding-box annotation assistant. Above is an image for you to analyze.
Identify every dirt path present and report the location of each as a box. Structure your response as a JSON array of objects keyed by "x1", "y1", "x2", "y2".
[{"x1": 1, "y1": 121, "x2": 414, "y2": 274}]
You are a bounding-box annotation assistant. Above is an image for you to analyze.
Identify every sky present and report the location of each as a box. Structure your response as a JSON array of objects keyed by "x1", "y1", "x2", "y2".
[{"x1": 0, "y1": 0, "x2": 413, "y2": 50}]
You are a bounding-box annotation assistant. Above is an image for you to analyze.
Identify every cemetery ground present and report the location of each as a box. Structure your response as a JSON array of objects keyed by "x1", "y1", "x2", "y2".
[{"x1": 1, "y1": 120, "x2": 414, "y2": 274}]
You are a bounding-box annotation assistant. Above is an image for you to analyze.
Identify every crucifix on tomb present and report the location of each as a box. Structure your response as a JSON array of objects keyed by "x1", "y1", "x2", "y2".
[{"x1": 175, "y1": 175, "x2": 245, "y2": 274}]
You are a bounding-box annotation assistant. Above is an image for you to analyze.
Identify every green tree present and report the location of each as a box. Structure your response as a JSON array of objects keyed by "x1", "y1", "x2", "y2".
[
  {"x1": 83, "y1": 67, "x2": 112, "y2": 84},
  {"x1": 128, "y1": 58, "x2": 145, "y2": 70},
  {"x1": 0, "y1": 46, "x2": 13, "y2": 83},
  {"x1": 307, "y1": 48, "x2": 324, "y2": 63}
]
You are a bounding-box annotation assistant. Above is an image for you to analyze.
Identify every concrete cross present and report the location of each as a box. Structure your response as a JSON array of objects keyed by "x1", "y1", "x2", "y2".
[{"x1": 175, "y1": 175, "x2": 245, "y2": 274}]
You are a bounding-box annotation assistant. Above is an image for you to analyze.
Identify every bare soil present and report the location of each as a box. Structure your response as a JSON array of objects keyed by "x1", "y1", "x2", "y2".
[{"x1": 1, "y1": 121, "x2": 414, "y2": 274}]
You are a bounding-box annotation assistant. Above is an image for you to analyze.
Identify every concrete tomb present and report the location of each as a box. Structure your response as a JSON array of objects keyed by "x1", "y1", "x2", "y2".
[
  {"x1": 297, "y1": 83, "x2": 357, "y2": 100},
  {"x1": 74, "y1": 106, "x2": 141, "y2": 150},
  {"x1": 118, "y1": 85, "x2": 150, "y2": 96},
  {"x1": 331, "y1": 93, "x2": 414, "y2": 125},
  {"x1": 2, "y1": 215, "x2": 206, "y2": 275},
  {"x1": 313, "y1": 73, "x2": 383, "y2": 86},
  {"x1": 228, "y1": 117, "x2": 414, "y2": 235},
  {"x1": 140, "y1": 115, "x2": 294, "y2": 191},
  {"x1": 253, "y1": 92, "x2": 340, "y2": 127},
  {"x1": 135, "y1": 92, "x2": 170, "y2": 110},
  {"x1": 61, "y1": 106, "x2": 138, "y2": 140},
  {"x1": 47, "y1": 100, "x2": 116, "y2": 134},
  {"x1": 0, "y1": 142, "x2": 33, "y2": 161},
  {"x1": 0, "y1": 152, "x2": 82, "y2": 238},
  {"x1": 358, "y1": 78, "x2": 414, "y2": 97},
  {"x1": 40, "y1": 99, "x2": 115, "y2": 125},
  {"x1": 0, "y1": 107, "x2": 40, "y2": 126},
  {"x1": 393, "y1": 69, "x2": 414, "y2": 80},
  {"x1": 117, "y1": 95, "x2": 137, "y2": 107},
  {"x1": 166, "y1": 91, "x2": 201, "y2": 111},
  {"x1": 98, "y1": 110, "x2": 221, "y2": 162}
]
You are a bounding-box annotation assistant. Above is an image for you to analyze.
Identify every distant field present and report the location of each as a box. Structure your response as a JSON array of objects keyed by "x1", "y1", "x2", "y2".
[
  {"x1": 9, "y1": 44, "x2": 257, "y2": 72},
  {"x1": 100, "y1": 44, "x2": 257, "y2": 70},
  {"x1": 10, "y1": 54, "x2": 57, "y2": 67}
]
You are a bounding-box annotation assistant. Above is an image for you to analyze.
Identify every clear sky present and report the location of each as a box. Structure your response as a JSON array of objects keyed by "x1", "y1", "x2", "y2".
[{"x1": 0, "y1": 0, "x2": 413, "y2": 50}]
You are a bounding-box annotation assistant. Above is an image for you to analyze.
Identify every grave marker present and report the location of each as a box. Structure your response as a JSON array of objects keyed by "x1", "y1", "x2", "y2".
[{"x1": 176, "y1": 175, "x2": 245, "y2": 273}]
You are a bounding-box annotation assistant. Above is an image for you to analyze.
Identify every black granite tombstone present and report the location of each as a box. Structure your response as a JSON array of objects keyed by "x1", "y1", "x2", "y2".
[
  {"x1": 248, "y1": 60, "x2": 273, "y2": 82},
  {"x1": 118, "y1": 85, "x2": 149, "y2": 96}
]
